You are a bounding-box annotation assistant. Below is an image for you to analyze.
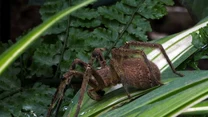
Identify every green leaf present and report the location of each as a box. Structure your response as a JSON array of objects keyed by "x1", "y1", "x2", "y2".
[
  {"x1": 29, "y1": 63, "x2": 54, "y2": 77},
  {"x1": 0, "y1": 42, "x2": 21, "y2": 90},
  {"x1": 70, "y1": 18, "x2": 101, "y2": 28},
  {"x1": 71, "y1": 8, "x2": 99, "y2": 20},
  {"x1": 181, "y1": 100, "x2": 208, "y2": 115},
  {"x1": 133, "y1": 0, "x2": 173, "y2": 19},
  {"x1": 0, "y1": 0, "x2": 96, "y2": 75},
  {"x1": 0, "y1": 83, "x2": 56, "y2": 116},
  {"x1": 100, "y1": 71, "x2": 208, "y2": 117},
  {"x1": 192, "y1": 24, "x2": 208, "y2": 49},
  {"x1": 40, "y1": 0, "x2": 69, "y2": 35},
  {"x1": 33, "y1": 40, "x2": 62, "y2": 66},
  {"x1": 98, "y1": 6, "x2": 127, "y2": 24},
  {"x1": 127, "y1": 15, "x2": 151, "y2": 40}
]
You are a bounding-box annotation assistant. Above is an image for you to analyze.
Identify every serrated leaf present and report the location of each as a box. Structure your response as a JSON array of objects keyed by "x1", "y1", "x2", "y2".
[
  {"x1": 92, "y1": 28, "x2": 114, "y2": 41},
  {"x1": 68, "y1": 28, "x2": 92, "y2": 41},
  {"x1": 40, "y1": 0, "x2": 69, "y2": 35},
  {"x1": 0, "y1": 63, "x2": 21, "y2": 90},
  {"x1": 114, "y1": 2, "x2": 134, "y2": 15},
  {"x1": 71, "y1": 8, "x2": 99, "y2": 20},
  {"x1": 98, "y1": 6, "x2": 127, "y2": 24},
  {"x1": 159, "y1": 0, "x2": 174, "y2": 6},
  {"x1": 137, "y1": 0, "x2": 166, "y2": 19},
  {"x1": 33, "y1": 40, "x2": 62, "y2": 66},
  {"x1": 29, "y1": 63, "x2": 53, "y2": 77},
  {"x1": 122, "y1": 0, "x2": 139, "y2": 7},
  {"x1": 63, "y1": 49, "x2": 73, "y2": 61},
  {"x1": 127, "y1": 15, "x2": 151, "y2": 40},
  {"x1": 192, "y1": 25, "x2": 208, "y2": 49},
  {"x1": 71, "y1": 19, "x2": 101, "y2": 28},
  {"x1": 60, "y1": 60, "x2": 72, "y2": 72},
  {"x1": 76, "y1": 52, "x2": 90, "y2": 63},
  {"x1": 0, "y1": 83, "x2": 57, "y2": 116}
]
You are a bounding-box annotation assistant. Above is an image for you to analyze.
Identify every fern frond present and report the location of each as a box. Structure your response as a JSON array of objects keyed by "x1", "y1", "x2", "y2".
[
  {"x1": 0, "y1": 83, "x2": 58, "y2": 116},
  {"x1": 40, "y1": 0, "x2": 69, "y2": 35},
  {"x1": 71, "y1": 19, "x2": 101, "y2": 28},
  {"x1": 71, "y1": 8, "x2": 99, "y2": 20}
]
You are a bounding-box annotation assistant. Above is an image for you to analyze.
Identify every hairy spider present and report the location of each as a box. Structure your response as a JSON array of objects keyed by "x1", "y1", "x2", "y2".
[{"x1": 47, "y1": 41, "x2": 183, "y2": 117}]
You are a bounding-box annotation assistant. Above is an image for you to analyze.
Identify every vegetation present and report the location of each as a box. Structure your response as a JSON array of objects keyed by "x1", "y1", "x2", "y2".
[{"x1": 0, "y1": 0, "x2": 208, "y2": 116}]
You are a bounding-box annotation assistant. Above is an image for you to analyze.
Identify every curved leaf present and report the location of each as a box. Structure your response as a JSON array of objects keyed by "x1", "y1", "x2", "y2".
[{"x1": 0, "y1": 0, "x2": 96, "y2": 75}]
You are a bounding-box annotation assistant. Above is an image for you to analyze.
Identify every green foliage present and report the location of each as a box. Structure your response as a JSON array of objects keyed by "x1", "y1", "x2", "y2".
[
  {"x1": 0, "y1": 42, "x2": 21, "y2": 91},
  {"x1": 0, "y1": 0, "x2": 96, "y2": 116},
  {"x1": 4, "y1": 0, "x2": 208, "y2": 116},
  {"x1": 38, "y1": 0, "x2": 172, "y2": 75},
  {"x1": 39, "y1": 0, "x2": 69, "y2": 35},
  {"x1": 192, "y1": 25, "x2": 208, "y2": 49},
  {"x1": 178, "y1": 24, "x2": 208, "y2": 70},
  {"x1": 0, "y1": 83, "x2": 56, "y2": 117},
  {"x1": 98, "y1": 71, "x2": 208, "y2": 117}
]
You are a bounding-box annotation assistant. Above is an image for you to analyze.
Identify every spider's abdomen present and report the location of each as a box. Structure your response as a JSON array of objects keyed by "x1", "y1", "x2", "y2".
[{"x1": 122, "y1": 58, "x2": 160, "y2": 89}]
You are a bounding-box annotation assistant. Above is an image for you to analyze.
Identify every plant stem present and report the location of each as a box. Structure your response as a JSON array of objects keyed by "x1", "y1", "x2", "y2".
[
  {"x1": 54, "y1": 1, "x2": 72, "y2": 79},
  {"x1": 106, "y1": 1, "x2": 144, "y2": 55}
]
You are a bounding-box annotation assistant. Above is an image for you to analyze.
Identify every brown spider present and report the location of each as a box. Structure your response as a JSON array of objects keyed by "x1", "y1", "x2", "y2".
[{"x1": 47, "y1": 41, "x2": 183, "y2": 117}]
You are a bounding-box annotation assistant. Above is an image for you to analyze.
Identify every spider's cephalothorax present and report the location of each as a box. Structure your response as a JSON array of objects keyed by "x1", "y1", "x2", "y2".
[{"x1": 47, "y1": 41, "x2": 183, "y2": 117}]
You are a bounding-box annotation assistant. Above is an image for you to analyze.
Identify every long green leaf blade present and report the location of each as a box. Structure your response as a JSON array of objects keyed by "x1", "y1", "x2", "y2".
[
  {"x1": 100, "y1": 70, "x2": 208, "y2": 117},
  {"x1": 0, "y1": 0, "x2": 96, "y2": 75},
  {"x1": 135, "y1": 79, "x2": 208, "y2": 117}
]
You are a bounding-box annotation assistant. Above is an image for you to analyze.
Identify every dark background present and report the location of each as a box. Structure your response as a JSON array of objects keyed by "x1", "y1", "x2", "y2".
[
  {"x1": 0, "y1": 1, "x2": 11, "y2": 43},
  {"x1": 0, "y1": 0, "x2": 41, "y2": 43}
]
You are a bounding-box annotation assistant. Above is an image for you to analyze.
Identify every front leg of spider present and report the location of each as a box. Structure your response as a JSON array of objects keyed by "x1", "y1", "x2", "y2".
[{"x1": 73, "y1": 66, "x2": 92, "y2": 117}]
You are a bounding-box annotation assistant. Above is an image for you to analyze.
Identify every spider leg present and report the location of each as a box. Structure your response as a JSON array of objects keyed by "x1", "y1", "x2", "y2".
[
  {"x1": 47, "y1": 71, "x2": 83, "y2": 117},
  {"x1": 86, "y1": 48, "x2": 109, "y2": 100},
  {"x1": 89, "y1": 48, "x2": 107, "y2": 87},
  {"x1": 123, "y1": 41, "x2": 184, "y2": 77},
  {"x1": 110, "y1": 58, "x2": 131, "y2": 99},
  {"x1": 139, "y1": 49, "x2": 163, "y2": 86},
  {"x1": 72, "y1": 52, "x2": 106, "y2": 87},
  {"x1": 68, "y1": 56, "x2": 106, "y2": 116},
  {"x1": 47, "y1": 59, "x2": 96, "y2": 117},
  {"x1": 73, "y1": 66, "x2": 92, "y2": 117},
  {"x1": 49, "y1": 51, "x2": 108, "y2": 117},
  {"x1": 89, "y1": 48, "x2": 107, "y2": 68},
  {"x1": 70, "y1": 58, "x2": 88, "y2": 70}
]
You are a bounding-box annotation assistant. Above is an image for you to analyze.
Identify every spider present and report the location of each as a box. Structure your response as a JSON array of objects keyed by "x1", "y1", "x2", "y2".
[{"x1": 47, "y1": 41, "x2": 183, "y2": 117}]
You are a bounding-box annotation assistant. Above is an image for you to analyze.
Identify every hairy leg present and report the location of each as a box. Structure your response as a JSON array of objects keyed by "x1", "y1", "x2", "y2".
[
  {"x1": 47, "y1": 71, "x2": 83, "y2": 117},
  {"x1": 73, "y1": 66, "x2": 92, "y2": 117}
]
